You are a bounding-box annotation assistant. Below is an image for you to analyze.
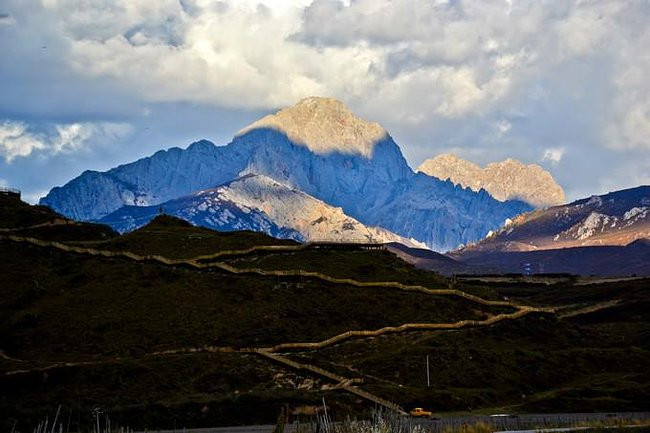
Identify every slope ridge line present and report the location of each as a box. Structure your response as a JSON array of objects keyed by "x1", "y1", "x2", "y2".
[{"x1": 1, "y1": 235, "x2": 518, "y2": 308}]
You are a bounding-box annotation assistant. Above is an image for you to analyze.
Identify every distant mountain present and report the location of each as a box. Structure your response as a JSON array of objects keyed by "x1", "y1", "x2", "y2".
[
  {"x1": 418, "y1": 154, "x2": 565, "y2": 208},
  {"x1": 363, "y1": 173, "x2": 530, "y2": 251},
  {"x1": 449, "y1": 186, "x2": 650, "y2": 276},
  {"x1": 101, "y1": 174, "x2": 426, "y2": 247},
  {"x1": 41, "y1": 97, "x2": 532, "y2": 251},
  {"x1": 98, "y1": 178, "x2": 303, "y2": 241},
  {"x1": 40, "y1": 139, "x2": 243, "y2": 221},
  {"x1": 454, "y1": 186, "x2": 650, "y2": 253}
]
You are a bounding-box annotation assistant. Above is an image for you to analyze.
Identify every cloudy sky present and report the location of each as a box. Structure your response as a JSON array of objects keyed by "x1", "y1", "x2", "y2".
[{"x1": 1, "y1": 0, "x2": 649, "y2": 203}]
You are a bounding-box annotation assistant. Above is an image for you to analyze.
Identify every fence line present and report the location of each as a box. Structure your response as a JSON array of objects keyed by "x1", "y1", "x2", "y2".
[
  {"x1": 1, "y1": 235, "x2": 543, "y2": 310},
  {"x1": 1, "y1": 233, "x2": 560, "y2": 414}
]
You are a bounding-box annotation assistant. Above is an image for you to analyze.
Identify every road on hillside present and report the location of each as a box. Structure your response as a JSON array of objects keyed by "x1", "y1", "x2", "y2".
[{"x1": 139, "y1": 411, "x2": 650, "y2": 433}]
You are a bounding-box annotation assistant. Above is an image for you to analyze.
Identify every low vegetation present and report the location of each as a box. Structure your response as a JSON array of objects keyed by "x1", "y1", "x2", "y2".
[
  {"x1": 1, "y1": 197, "x2": 648, "y2": 431},
  {"x1": 93, "y1": 214, "x2": 298, "y2": 259}
]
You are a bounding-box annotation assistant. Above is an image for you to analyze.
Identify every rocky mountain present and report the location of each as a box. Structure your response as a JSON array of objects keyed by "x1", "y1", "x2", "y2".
[
  {"x1": 41, "y1": 97, "x2": 532, "y2": 251},
  {"x1": 453, "y1": 186, "x2": 650, "y2": 254},
  {"x1": 363, "y1": 173, "x2": 530, "y2": 251},
  {"x1": 41, "y1": 139, "x2": 244, "y2": 221},
  {"x1": 418, "y1": 154, "x2": 565, "y2": 208},
  {"x1": 101, "y1": 174, "x2": 425, "y2": 247}
]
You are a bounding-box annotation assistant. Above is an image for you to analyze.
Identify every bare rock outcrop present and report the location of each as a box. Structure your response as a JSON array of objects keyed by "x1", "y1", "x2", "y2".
[
  {"x1": 418, "y1": 154, "x2": 565, "y2": 208},
  {"x1": 237, "y1": 96, "x2": 387, "y2": 157}
]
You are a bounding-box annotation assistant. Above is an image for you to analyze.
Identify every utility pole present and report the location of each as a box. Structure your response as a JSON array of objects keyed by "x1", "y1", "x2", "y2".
[{"x1": 426, "y1": 355, "x2": 430, "y2": 387}]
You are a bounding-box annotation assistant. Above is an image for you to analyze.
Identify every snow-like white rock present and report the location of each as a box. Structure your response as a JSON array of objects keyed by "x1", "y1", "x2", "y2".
[
  {"x1": 571, "y1": 212, "x2": 611, "y2": 240},
  {"x1": 219, "y1": 174, "x2": 425, "y2": 246},
  {"x1": 462, "y1": 185, "x2": 650, "y2": 252},
  {"x1": 102, "y1": 174, "x2": 425, "y2": 248},
  {"x1": 623, "y1": 207, "x2": 648, "y2": 221}
]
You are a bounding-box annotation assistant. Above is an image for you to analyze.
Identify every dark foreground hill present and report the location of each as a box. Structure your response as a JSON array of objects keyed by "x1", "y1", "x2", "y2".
[
  {"x1": 1, "y1": 197, "x2": 649, "y2": 430},
  {"x1": 453, "y1": 240, "x2": 650, "y2": 276},
  {"x1": 0, "y1": 193, "x2": 116, "y2": 241}
]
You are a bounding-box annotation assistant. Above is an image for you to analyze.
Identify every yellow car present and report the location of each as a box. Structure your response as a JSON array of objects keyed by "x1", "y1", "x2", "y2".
[{"x1": 409, "y1": 407, "x2": 433, "y2": 418}]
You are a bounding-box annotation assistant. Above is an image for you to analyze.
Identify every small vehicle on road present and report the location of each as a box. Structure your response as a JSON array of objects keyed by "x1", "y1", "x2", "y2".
[{"x1": 409, "y1": 407, "x2": 433, "y2": 418}]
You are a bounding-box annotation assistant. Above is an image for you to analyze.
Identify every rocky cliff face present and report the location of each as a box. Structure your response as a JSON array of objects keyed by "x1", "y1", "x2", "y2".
[
  {"x1": 418, "y1": 154, "x2": 565, "y2": 208},
  {"x1": 366, "y1": 173, "x2": 531, "y2": 251},
  {"x1": 41, "y1": 140, "x2": 243, "y2": 221},
  {"x1": 41, "y1": 97, "x2": 532, "y2": 251},
  {"x1": 99, "y1": 185, "x2": 302, "y2": 241},
  {"x1": 230, "y1": 126, "x2": 412, "y2": 221}
]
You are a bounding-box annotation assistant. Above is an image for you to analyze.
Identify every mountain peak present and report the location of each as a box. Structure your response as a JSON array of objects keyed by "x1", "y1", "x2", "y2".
[
  {"x1": 418, "y1": 154, "x2": 565, "y2": 208},
  {"x1": 236, "y1": 96, "x2": 387, "y2": 157},
  {"x1": 420, "y1": 154, "x2": 482, "y2": 178}
]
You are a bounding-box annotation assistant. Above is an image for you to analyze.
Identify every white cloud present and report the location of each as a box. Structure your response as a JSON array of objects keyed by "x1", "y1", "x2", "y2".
[
  {"x1": 20, "y1": 189, "x2": 49, "y2": 204},
  {"x1": 1, "y1": 0, "x2": 649, "y2": 197},
  {"x1": 496, "y1": 120, "x2": 512, "y2": 136},
  {"x1": 607, "y1": 100, "x2": 650, "y2": 150},
  {"x1": 0, "y1": 120, "x2": 132, "y2": 162},
  {"x1": 0, "y1": 121, "x2": 46, "y2": 162},
  {"x1": 3, "y1": 0, "x2": 640, "y2": 135},
  {"x1": 542, "y1": 148, "x2": 565, "y2": 165},
  {"x1": 22, "y1": 0, "x2": 642, "y2": 141},
  {"x1": 52, "y1": 123, "x2": 94, "y2": 153}
]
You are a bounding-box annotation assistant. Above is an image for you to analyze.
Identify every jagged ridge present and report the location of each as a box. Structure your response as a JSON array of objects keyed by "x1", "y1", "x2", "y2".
[{"x1": 418, "y1": 154, "x2": 565, "y2": 208}]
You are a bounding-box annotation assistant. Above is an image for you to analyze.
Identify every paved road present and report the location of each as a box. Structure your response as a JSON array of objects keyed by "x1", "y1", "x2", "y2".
[{"x1": 139, "y1": 411, "x2": 650, "y2": 433}]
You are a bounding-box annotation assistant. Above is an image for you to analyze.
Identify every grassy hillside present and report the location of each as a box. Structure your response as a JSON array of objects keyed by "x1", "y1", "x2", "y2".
[
  {"x1": 0, "y1": 194, "x2": 116, "y2": 241},
  {"x1": 2, "y1": 351, "x2": 356, "y2": 429},
  {"x1": 93, "y1": 214, "x2": 298, "y2": 259},
  {"x1": 226, "y1": 249, "x2": 501, "y2": 300},
  {"x1": 0, "y1": 194, "x2": 63, "y2": 228},
  {"x1": 293, "y1": 309, "x2": 649, "y2": 413},
  {"x1": 1, "y1": 240, "x2": 496, "y2": 360},
  {"x1": 1, "y1": 198, "x2": 649, "y2": 431},
  {"x1": 229, "y1": 249, "x2": 447, "y2": 284}
]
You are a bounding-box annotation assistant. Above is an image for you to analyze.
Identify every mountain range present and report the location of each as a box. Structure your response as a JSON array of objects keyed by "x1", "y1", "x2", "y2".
[
  {"x1": 41, "y1": 97, "x2": 533, "y2": 251},
  {"x1": 457, "y1": 186, "x2": 650, "y2": 252}
]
